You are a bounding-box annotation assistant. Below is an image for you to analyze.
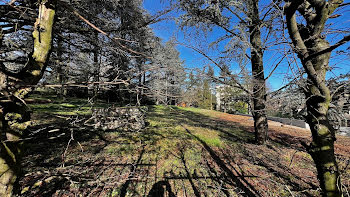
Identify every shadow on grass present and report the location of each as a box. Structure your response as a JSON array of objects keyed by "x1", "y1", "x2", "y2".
[
  {"x1": 146, "y1": 106, "x2": 320, "y2": 195},
  {"x1": 101, "y1": 105, "x2": 258, "y2": 196},
  {"x1": 179, "y1": 149, "x2": 201, "y2": 197},
  {"x1": 20, "y1": 105, "x2": 321, "y2": 196},
  {"x1": 150, "y1": 105, "x2": 255, "y2": 144},
  {"x1": 20, "y1": 119, "x2": 116, "y2": 196},
  {"x1": 268, "y1": 131, "x2": 310, "y2": 151},
  {"x1": 120, "y1": 146, "x2": 146, "y2": 197},
  {"x1": 183, "y1": 126, "x2": 261, "y2": 197},
  {"x1": 28, "y1": 94, "x2": 111, "y2": 116}
]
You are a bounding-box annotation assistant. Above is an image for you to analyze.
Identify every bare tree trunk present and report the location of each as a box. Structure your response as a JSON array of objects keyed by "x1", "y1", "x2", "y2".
[
  {"x1": 284, "y1": 1, "x2": 346, "y2": 195},
  {"x1": 0, "y1": 1, "x2": 56, "y2": 195},
  {"x1": 248, "y1": 0, "x2": 268, "y2": 145},
  {"x1": 93, "y1": 31, "x2": 99, "y2": 100},
  {"x1": 305, "y1": 58, "x2": 340, "y2": 197},
  {"x1": 304, "y1": 39, "x2": 339, "y2": 197},
  {"x1": 137, "y1": 59, "x2": 144, "y2": 106},
  {"x1": 210, "y1": 90, "x2": 213, "y2": 110},
  {"x1": 56, "y1": 35, "x2": 66, "y2": 100}
]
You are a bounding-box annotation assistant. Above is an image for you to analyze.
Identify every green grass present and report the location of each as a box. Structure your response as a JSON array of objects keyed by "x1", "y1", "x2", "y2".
[
  {"x1": 98, "y1": 105, "x2": 232, "y2": 178},
  {"x1": 59, "y1": 103, "x2": 77, "y2": 108},
  {"x1": 195, "y1": 133, "x2": 223, "y2": 147},
  {"x1": 29, "y1": 103, "x2": 92, "y2": 115},
  {"x1": 28, "y1": 93, "x2": 109, "y2": 116},
  {"x1": 29, "y1": 101, "x2": 241, "y2": 165},
  {"x1": 26, "y1": 99, "x2": 331, "y2": 196},
  {"x1": 177, "y1": 106, "x2": 221, "y2": 118}
]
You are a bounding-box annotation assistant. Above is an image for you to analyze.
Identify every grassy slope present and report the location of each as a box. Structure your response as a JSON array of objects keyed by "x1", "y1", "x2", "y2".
[{"x1": 20, "y1": 100, "x2": 350, "y2": 196}]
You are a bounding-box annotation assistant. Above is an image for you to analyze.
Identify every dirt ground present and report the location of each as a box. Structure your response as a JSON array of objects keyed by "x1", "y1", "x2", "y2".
[
  {"x1": 218, "y1": 113, "x2": 350, "y2": 157},
  {"x1": 217, "y1": 113, "x2": 350, "y2": 195},
  {"x1": 19, "y1": 106, "x2": 350, "y2": 196}
]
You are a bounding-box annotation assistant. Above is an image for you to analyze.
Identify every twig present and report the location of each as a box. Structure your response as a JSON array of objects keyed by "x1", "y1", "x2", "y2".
[
  {"x1": 61, "y1": 128, "x2": 80, "y2": 167},
  {"x1": 288, "y1": 150, "x2": 298, "y2": 168},
  {"x1": 285, "y1": 185, "x2": 295, "y2": 197}
]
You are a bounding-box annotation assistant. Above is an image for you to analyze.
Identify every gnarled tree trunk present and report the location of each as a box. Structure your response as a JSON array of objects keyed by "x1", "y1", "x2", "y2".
[
  {"x1": 304, "y1": 38, "x2": 340, "y2": 197},
  {"x1": 0, "y1": 1, "x2": 56, "y2": 196},
  {"x1": 284, "y1": 0, "x2": 346, "y2": 196}
]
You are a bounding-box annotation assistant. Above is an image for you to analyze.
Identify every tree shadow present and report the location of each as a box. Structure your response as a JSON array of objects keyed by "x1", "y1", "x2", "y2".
[
  {"x1": 22, "y1": 121, "x2": 109, "y2": 168},
  {"x1": 183, "y1": 126, "x2": 261, "y2": 197},
  {"x1": 112, "y1": 105, "x2": 259, "y2": 196},
  {"x1": 120, "y1": 146, "x2": 146, "y2": 197},
  {"x1": 153, "y1": 106, "x2": 255, "y2": 144},
  {"x1": 268, "y1": 131, "x2": 309, "y2": 151},
  {"x1": 178, "y1": 148, "x2": 202, "y2": 197},
  {"x1": 20, "y1": 105, "x2": 325, "y2": 196},
  {"x1": 220, "y1": 147, "x2": 319, "y2": 195},
  {"x1": 158, "y1": 106, "x2": 320, "y2": 195},
  {"x1": 19, "y1": 118, "x2": 125, "y2": 196}
]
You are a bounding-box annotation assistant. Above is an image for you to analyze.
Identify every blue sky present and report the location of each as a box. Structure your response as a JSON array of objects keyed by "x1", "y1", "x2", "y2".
[
  {"x1": 143, "y1": 0, "x2": 350, "y2": 91},
  {"x1": 1, "y1": 0, "x2": 348, "y2": 90}
]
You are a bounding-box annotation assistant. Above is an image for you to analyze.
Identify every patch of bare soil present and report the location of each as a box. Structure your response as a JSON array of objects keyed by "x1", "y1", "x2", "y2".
[{"x1": 217, "y1": 113, "x2": 350, "y2": 196}]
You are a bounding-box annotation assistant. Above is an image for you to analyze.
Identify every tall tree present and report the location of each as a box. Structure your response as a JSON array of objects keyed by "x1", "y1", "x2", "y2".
[
  {"x1": 284, "y1": 0, "x2": 349, "y2": 196},
  {"x1": 247, "y1": 0, "x2": 268, "y2": 144},
  {"x1": 198, "y1": 79, "x2": 213, "y2": 109},
  {"x1": 45, "y1": 0, "x2": 156, "y2": 103},
  {"x1": 147, "y1": 40, "x2": 186, "y2": 104},
  {"x1": 0, "y1": 1, "x2": 56, "y2": 195},
  {"x1": 177, "y1": 0, "x2": 280, "y2": 144}
]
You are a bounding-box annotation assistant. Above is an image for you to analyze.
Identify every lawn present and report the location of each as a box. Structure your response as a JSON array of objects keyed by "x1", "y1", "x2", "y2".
[{"x1": 20, "y1": 99, "x2": 350, "y2": 196}]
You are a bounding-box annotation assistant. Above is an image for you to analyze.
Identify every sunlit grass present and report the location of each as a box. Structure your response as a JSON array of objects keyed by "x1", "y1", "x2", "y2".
[
  {"x1": 28, "y1": 93, "x2": 109, "y2": 116},
  {"x1": 177, "y1": 106, "x2": 222, "y2": 118},
  {"x1": 184, "y1": 125, "x2": 223, "y2": 147},
  {"x1": 27, "y1": 99, "x2": 331, "y2": 196}
]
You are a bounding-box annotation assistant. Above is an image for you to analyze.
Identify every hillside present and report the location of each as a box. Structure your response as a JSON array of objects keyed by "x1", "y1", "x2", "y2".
[{"x1": 20, "y1": 102, "x2": 350, "y2": 196}]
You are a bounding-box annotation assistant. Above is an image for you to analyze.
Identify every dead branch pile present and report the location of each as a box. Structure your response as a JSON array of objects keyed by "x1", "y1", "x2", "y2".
[{"x1": 90, "y1": 106, "x2": 148, "y2": 132}]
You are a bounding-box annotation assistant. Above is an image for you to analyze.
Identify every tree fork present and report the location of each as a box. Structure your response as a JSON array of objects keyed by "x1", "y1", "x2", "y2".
[{"x1": 284, "y1": 0, "x2": 345, "y2": 195}]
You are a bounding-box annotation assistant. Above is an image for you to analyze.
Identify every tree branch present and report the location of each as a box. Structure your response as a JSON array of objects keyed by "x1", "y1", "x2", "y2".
[
  {"x1": 176, "y1": 41, "x2": 251, "y2": 95},
  {"x1": 305, "y1": 34, "x2": 350, "y2": 62},
  {"x1": 57, "y1": 0, "x2": 150, "y2": 58},
  {"x1": 284, "y1": 0, "x2": 328, "y2": 96}
]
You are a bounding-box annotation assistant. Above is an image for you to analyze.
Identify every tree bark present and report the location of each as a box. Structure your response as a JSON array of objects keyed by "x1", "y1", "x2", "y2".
[
  {"x1": 304, "y1": 38, "x2": 340, "y2": 197},
  {"x1": 137, "y1": 59, "x2": 144, "y2": 106},
  {"x1": 56, "y1": 35, "x2": 66, "y2": 99},
  {"x1": 284, "y1": 1, "x2": 345, "y2": 196},
  {"x1": 93, "y1": 31, "x2": 99, "y2": 100},
  {"x1": 248, "y1": 0, "x2": 268, "y2": 145},
  {"x1": 0, "y1": 1, "x2": 56, "y2": 196}
]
